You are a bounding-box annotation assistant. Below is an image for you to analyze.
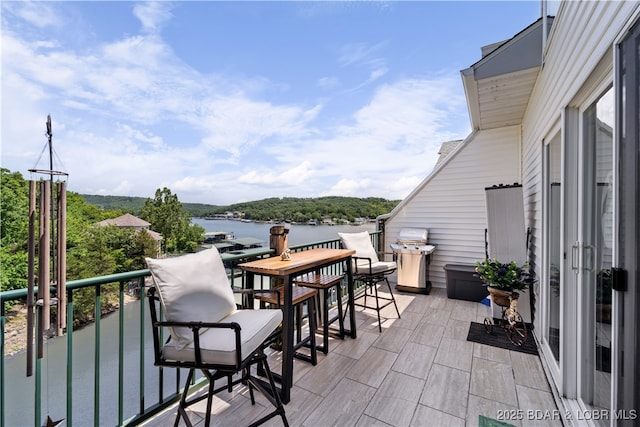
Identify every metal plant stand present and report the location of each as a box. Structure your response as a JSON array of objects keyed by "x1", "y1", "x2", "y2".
[{"x1": 484, "y1": 290, "x2": 528, "y2": 347}]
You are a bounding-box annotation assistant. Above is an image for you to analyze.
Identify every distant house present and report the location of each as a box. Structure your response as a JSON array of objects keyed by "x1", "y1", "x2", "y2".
[{"x1": 96, "y1": 213, "x2": 162, "y2": 255}]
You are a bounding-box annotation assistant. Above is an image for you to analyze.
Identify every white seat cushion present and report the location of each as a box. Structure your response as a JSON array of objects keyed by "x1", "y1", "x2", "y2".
[
  {"x1": 146, "y1": 248, "x2": 236, "y2": 350},
  {"x1": 163, "y1": 308, "x2": 283, "y2": 366},
  {"x1": 356, "y1": 260, "x2": 397, "y2": 275},
  {"x1": 338, "y1": 231, "x2": 380, "y2": 262},
  {"x1": 339, "y1": 231, "x2": 395, "y2": 273}
]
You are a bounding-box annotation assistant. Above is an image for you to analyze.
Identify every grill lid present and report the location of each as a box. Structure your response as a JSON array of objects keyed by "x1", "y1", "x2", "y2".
[
  {"x1": 390, "y1": 243, "x2": 435, "y2": 255},
  {"x1": 396, "y1": 228, "x2": 428, "y2": 244}
]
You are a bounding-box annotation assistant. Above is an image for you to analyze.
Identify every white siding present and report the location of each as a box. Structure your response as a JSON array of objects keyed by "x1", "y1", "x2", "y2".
[
  {"x1": 385, "y1": 126, "x2": 522, "y2": 289},
  {"x1": 520, "y1": 1, "x2": 638, "y2": 294}
]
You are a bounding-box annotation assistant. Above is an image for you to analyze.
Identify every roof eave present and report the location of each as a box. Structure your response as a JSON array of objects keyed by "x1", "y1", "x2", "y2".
[{"x1": 461, "y1": 17, "x2": 551, "y2": 131}]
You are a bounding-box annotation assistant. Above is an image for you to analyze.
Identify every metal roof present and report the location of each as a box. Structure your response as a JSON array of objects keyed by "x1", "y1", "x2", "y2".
[{"x1": 229, "y1": 237, "x2": 265, "y2": 247}]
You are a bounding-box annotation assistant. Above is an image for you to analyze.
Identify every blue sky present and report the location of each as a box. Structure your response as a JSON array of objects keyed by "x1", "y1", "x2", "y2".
[{"x1": 1, "y1": 1, "x2": 542, "y2": 205}]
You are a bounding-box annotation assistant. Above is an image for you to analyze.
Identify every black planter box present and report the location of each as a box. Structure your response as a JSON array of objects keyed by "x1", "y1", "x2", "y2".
[{"x1": 444, "y1": 263, "x2": 487, "y2": 302}]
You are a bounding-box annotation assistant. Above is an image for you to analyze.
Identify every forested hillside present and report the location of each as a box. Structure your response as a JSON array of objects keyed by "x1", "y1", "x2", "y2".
[
  {"x1": 81, "y1": 194, "x2": 400, "y2": 223},
  {"x1": 82, "y1": 194, "x2": 219, "y2": 218},
  {"x1": 1, "y1": 169, "x2": 203, "y2": 324}
]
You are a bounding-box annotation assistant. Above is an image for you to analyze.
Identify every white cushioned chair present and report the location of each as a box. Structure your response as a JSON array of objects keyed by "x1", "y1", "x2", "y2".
[
  {"x1": 338, "y1": 231, "x2": 401, "y2": 332},
  {"x1": 145, "y1": 248, "x2": 288, "y2": 427}
]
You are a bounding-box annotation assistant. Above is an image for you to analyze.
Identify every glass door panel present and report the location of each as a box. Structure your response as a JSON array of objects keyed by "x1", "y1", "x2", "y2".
[
  {"x1": 546, "y1": 132, "x2": 562, "y2": 363},
  {"x1": 581, "y1": 86, "x2": 614, "y2": 421}
]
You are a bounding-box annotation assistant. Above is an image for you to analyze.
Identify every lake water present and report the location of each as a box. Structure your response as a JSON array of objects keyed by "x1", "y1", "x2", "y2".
[
  {"x1": 3, "y1": 222, "x2": 375, "y2": 425},
  {"x1": 192, "y1": 218, "x2": 376, "y2": 247}
]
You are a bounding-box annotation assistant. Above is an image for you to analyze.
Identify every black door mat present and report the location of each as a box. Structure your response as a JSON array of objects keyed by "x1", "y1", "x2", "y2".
[{"x1": 467, "y1": 321, "x2": 539, "y2": 355}]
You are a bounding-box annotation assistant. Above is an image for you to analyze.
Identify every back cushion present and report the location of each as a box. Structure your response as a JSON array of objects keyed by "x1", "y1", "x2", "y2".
[
  {"x1": 146, "y1": 248, "x2": 236, "y2": 349},
  {"x1": 338, "y1": 231, "x2": 379, "y2": 263}
]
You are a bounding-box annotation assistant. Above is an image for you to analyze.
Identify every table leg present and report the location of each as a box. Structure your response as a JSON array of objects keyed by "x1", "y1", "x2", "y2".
[
  {"x1": 280, "y1": 274, "x2": 293, "y2": 404},
  {"x1": 245, "y1": 272, "x2": 255, "y2": 309},
  {"x1": 344, "y1": 258, "x2": 357, "y2": 339}
]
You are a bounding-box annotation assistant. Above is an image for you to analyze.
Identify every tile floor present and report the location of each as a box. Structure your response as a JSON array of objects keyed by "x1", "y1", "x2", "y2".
[{"x1": 144, "y1": 286, "x2": 563, "y2": 427}]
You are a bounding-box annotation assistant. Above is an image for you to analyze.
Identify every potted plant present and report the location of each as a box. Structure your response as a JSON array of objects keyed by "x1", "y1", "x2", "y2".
[{"x1": 475, "y1": 258, "x2": 533, "y2": 307}]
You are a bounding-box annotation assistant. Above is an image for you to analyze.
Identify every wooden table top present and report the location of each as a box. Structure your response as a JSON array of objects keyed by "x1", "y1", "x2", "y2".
[{"x1": 238, "y1": 247, "x2": 355, "y2": 277}]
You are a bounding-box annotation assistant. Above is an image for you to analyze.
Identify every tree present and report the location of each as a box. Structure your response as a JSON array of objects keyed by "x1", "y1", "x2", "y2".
[{"x1": 139, "y1": 187, "x2": 203, "y2": 253}]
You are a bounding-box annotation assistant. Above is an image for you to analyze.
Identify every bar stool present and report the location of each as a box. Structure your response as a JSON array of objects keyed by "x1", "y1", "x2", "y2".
[
  {"x1": 256, "y1": 285, "x2": 318, "y2": 365},
  {"x1": 294, "y1": 273, "x2": 345, "y2": 354}
]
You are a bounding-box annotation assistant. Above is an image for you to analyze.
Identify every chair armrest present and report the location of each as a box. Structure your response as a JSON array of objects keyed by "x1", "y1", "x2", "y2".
[
  {"x1": 153, "y1": 319, "x2": 244, "y2": 367},
  {"x1": 352, "y1": 256, "x2": 374, "y2": 275},
  {"x1": 154, "y1": 319, "x2": 241, "y2": 331}
]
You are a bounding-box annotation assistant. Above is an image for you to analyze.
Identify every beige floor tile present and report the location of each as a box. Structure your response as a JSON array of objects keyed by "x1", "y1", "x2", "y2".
[
  {"x1": 434, "y1": 337, "x2": 474, "y2": 372},
  {"x1": 392, "y1": 341, "x2": 437, "y2": 380},
  {"x1": 355, "y1": 414, "x2": 394, "y2": 426},
  {"x1": 409, "y1": 321, "x2": 445, "y2": 348},
  {"x1": 419, "y1": 364, "x2": 471, "y2": 419},
  {"x1": 516, "y1": 384, "x2": 564, "y2": 427},
  {"x1": 451, "y1": 300, "x2": 480, "y2": 322},
  {"x1": 296, "y1": 352, "x2": 356, "y2": 397},
  {"x1": 346, "y1": 347, "x2": 399, "y2": 388},
  {"x1": 333, "y1": 329, "x2": 379, "y2": 359},
  {"x1": 302, "y1": 377, "x2": 376, "y2": 426},
  {"x1": 411, "y1": 404, "x2": 466, "y2": 427},
  {"x1": 473, "y1": 342, "x2": 512, "y2": 364},
  {"x1": 364, "y1": 371, "x2": 425, "y2": 426},
  {"x1": 262, "y1": 386, "x2": 323, "y2": 427},
  {"x1": 443, "y1": 318, "x2": 473, "y2": 341},
  {"x1": 390, "y1": 310, "x2": 425, "y2": 331},
  {"x1": 510, "y1": 352, "x2": 551, "y2": 391},
  {"x1": 373, "y1": 325, "x2": 413, "y2": 353},
  {"x1": 402, "y1": 294, "x2": 433, "y2": 315},
  {"x1": 422, "y1": 308, "x2": 452, "y2": 327},
  {"x1": 470, "y1": 358, "x2": 518, "y2": 407}
]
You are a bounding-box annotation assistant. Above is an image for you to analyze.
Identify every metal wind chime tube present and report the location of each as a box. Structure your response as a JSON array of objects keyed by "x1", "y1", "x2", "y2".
[
  {"x1": 57, "y1": 181, "x2": 67, "y2": 333},
  {"x1": 39, "y1": 180, "x2": 51, "y2": 335},
  {"x1": 27, "y1": 181, "x2": 36, "y2": 377}
]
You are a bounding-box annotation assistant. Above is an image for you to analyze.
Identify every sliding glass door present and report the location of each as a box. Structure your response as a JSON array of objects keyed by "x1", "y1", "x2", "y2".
[{"x1": 579, "y1": 87, "x2": 614, "y2": 421}]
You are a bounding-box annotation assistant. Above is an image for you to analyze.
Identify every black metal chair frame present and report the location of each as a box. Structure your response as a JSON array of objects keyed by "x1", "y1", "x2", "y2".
[
  {"x1": 147, "y1": 287, "x2": 289, "y2": 427},
  {"x1": 352, "y1": 256, "x2": 401, "y2": 333}
]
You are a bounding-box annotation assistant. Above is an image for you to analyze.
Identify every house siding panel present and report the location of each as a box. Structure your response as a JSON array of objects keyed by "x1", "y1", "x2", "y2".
[
  {"x1": 520, "y1": 1, "x2": 637, "y2": 301},
  {"x1": 385, "y1": 126, "x2": 521, "y2": 289}
]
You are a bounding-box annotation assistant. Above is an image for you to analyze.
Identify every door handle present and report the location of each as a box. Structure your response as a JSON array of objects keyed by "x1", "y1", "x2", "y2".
[{"x1": 571, "y1": 243, "x2": 580, "y2": 271}]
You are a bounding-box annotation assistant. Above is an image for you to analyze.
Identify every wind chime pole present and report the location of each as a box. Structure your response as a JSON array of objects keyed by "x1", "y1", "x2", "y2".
[
  {"x1": 57, "y1": 182, "x2": 67, "y2": 334},
  {"x1": 26, "y1": 181, "x2": 36, "y2": 376},
  {"x1": 47, "y1": 116, "x2": 57, "y2": 310}
]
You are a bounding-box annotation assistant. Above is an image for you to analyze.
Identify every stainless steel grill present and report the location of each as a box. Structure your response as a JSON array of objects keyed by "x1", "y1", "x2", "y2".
[{"x1": 390, "y1": 228, "x2": 435, "y2": 294}]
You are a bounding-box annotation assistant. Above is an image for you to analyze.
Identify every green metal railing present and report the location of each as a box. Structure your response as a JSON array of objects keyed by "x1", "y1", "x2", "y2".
[{"x1": 0, "y1": 233, "x2": 380, "y2": 427}]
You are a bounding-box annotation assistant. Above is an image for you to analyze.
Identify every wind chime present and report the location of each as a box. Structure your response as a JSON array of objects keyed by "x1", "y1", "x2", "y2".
[
  {"x1": 26, "y1": 115, "x2": 67, "y2": 426},
  {"x1": 26, "y1": 115, "x2": 68, "y2": 373}
]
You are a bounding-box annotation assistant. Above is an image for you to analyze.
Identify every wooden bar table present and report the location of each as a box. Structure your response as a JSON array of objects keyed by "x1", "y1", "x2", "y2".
[{"x1": 239, "y1": 247, "x2": 356, "y2": 404}]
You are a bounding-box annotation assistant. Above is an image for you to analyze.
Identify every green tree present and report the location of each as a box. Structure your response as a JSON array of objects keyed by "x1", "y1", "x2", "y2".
[
  {"x1": 0, "y1": 169, "x2": 30, "y2": 294},
  {"x1": 139, "y1": 187, "x2": 203, "y2": 253}
]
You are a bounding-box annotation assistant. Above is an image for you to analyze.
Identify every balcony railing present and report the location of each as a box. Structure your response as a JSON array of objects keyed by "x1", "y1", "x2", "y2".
[{"x1": 0, "y1": 233, "x2": 380, "y2": 427}]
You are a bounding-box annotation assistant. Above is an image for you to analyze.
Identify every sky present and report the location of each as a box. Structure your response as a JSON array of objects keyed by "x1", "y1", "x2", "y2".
[{"x1": 1, "y1": 1, "x2": 543, "y2": 206}]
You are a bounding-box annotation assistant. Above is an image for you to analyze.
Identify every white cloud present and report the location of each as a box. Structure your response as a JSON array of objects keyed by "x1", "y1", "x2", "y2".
[
  {"x1": 133, "y1": 2, "x2": 174, "y2": 35},
  {"x1": 1, "y1": 2, "x2": 473, "y2": 205},
  {"x1": 324, "y1": 178, "x2": 372, "y2": 197},
  {"x1": 238, "y1": 161, "x2": 314, "y2": 185}
]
